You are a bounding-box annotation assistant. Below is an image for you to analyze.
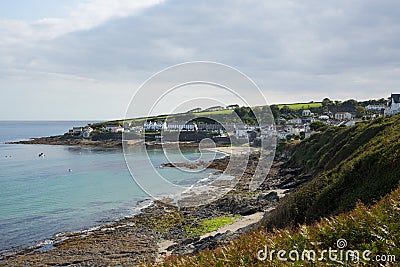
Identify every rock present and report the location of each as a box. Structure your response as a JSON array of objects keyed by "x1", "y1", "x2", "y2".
[
  {"x1": 257, "y1": 191, "x2": 279, "y2": 201},
  {"x1": 181, "y1": 237, "x2": 200, "y2": 246},
  {"x1": 236, "y1": 206, "x2": 258, "y2": 216}
]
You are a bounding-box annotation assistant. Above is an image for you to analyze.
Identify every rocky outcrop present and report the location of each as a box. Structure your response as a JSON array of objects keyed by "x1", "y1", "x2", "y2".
[{"x1": 7, "y1": 136, "x2": 123, "y2": 148}]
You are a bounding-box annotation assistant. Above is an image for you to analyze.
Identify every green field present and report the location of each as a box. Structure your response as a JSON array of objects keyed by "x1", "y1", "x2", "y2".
[
  {"x1": 122, "y1": 109, "x2": 234, "y2": 124},
  {"x1": 93, "y1": 102, "x2": 322, "y2": 128},
  {"x1": 193, "y1": 109, "x2": 234, "y2": 116},
  {"x1": 277, "y1": 102, "x2": 322, "y2": 110}
]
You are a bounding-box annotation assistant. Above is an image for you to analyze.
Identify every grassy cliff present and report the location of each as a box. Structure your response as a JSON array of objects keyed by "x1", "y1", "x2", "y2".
[
  {"x1": 264, "y1": 114, "x2": 400, "y2": 228},
  {"x1": 161, "y1": 114, "x2": 400, "y2": 266},
  {"x1": 163, "y1": 184, "x2": 400, "y2": 266}
]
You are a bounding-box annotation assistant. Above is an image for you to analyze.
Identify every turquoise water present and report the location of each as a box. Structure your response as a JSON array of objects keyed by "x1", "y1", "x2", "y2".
[{"x1": 0, "y1": 121, "x2": 219, "y2": 253}]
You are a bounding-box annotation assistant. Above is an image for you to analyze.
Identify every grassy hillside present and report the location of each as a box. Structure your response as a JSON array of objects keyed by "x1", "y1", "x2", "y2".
[
  {"x1": 163, "y1": 184, "x2": 400, "y2": 266},
  {"x1": 90, "y1": 102, "x2": 319, "y2": 129},
  {"x1": 160, "y1": 114, "x2": 400, "y2": 266},
  {"x1": 264, "y1": 114, "x2": 400, "y2": 228},
  {"x1": 277, "y1": 102, "x2": 322, "y2": 110}
]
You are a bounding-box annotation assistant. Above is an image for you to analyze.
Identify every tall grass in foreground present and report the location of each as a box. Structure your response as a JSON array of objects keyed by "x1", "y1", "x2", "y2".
[{"x1": 161, "y1": 184, "x2": 400, "y2": 266}]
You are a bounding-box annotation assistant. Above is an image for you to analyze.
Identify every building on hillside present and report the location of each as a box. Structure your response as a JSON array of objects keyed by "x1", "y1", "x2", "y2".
[
  {"x1": 204, "y1": 106, "x2": 224, "y2": 112},
  {"x1": 105, "y1": 125, "x2": 124, "y2": 133},
  {"x1": 144, "y1": 121, "x2": 167, "y2": 131},
  {"x1": 287, "y1": 118, "x2": 302, "y2": 124},
  {"x1": 129, "y1": 126, "x2": 143, "y2": 133},
  {"x1": 187, "y1": 107, "x2": 202, "y2": 113},
  {"x1": 81, "y1": 126, "x2": 93, "y2": 138},
  {"x1": 234, "y1": 124, "x2": 260, "y2": 139},
  {"x1": 235, "y1": 129, "x2": 248, "y2": 138},
  {"x1": 72, "y1": 127, "x2": 83, "y2": 133},
  {"x1": 366, "y1": 105, "x2": 386, "y2": 111},
  {"x1": 197, "y1": 124, "x2": 224, "y2": 131},
  {"x1": 302, "y1": 117, "x2": 315, "y2": 124},
  {"x1": 123, "y1": 121, "x2": 132, "y2": 129},
  {"x1": 385, "y1": 93, "x2": 400, "y2": 116},
  {"x1": 276, "y1": 125, "x2": 305, "y2": 140},
  {"x1": 318, "y1": 115, "x2": 330, "y2": 121},
  {"x1": 345, "y1": 121, "x2": 356, "y2": 127},
  {"x1": 164, "y1": 122, "x2": 197, "y2": 131},
  {"x1": 226, "y1": 104, "x2": 239, "y2": 110},
  {"x1": 302, "y1": 109, "x2": 312, "y2": 117},
  {"x1": 334, "y1": 112, "x2": 352, "y2": 120}
]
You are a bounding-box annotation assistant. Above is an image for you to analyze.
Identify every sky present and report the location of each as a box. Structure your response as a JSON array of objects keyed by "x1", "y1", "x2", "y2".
[{"x1": 1, "y1": 0, "x2": 400, "y2": 120}]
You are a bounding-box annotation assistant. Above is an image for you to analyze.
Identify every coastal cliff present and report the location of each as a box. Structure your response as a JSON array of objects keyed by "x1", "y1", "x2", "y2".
[
  {"x1": 7, "y1": 133, "x2": 123, "y2": 148},
  {"x1": 161, "y1": 114, "x2": 400, "y2": 266}
]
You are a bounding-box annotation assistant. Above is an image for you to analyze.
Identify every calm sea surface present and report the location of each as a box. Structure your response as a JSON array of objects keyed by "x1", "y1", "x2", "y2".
[{"x1": 0, "y1": 121, "x2": 219, "y2": 253}]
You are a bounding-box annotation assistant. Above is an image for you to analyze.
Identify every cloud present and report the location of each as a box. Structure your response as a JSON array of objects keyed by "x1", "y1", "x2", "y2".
[
  {"x1": 1, "y1": 0, "x2": 400, "y2": 119},
  {"x1": 0, "y1": 0, "x2": 164, "y2": 44}
]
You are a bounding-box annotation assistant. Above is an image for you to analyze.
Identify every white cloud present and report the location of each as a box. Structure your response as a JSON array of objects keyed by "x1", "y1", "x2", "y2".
[
  {"x1": 1, "y1": 0, "x2": 400, "y2": 119},
  {"x1": 0, "y1": 0, "x2": 164, "y2": 44}
]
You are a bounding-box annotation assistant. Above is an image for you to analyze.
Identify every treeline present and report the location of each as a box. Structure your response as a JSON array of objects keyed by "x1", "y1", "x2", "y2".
[{"x1": 272, "y1": 97, "x2": 388, "y2": 121}]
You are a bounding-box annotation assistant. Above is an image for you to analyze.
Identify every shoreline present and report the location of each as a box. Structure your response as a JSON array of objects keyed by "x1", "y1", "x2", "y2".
[
  {"x1": 6, "y1": 137, "x2": 123, "y2": 148},
  {"x1": 1, "y1": 146, "x2": 305, "y2": 266},
  {"x1": 6, "y1": 136, "x2": 230, "y2": 150},
  {"x1": 0, "y1": 197, "x2": 155, "y2": 258}
]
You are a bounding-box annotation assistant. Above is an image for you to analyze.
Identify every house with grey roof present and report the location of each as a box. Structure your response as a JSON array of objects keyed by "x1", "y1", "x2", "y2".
[{"x1": 385, "y1": 93, "x2": 400, "y2": 116}]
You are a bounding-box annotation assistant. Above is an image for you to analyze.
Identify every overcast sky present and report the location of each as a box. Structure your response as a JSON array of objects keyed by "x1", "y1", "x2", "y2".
[{"x1": 1, "y1": 0, "x2": 399, "y2": 120}]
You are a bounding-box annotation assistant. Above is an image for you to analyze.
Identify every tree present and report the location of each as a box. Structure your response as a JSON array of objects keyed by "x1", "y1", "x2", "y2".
[
  {"x1": 310, "y1": 121, "x2": 326, "y2": 131},
  {"x1": 270, "y1": 105, "x2": 280, "y2": 122},
  {"x1": 280, "y1": 105, "x2": 291, "y2": 114},
  {"x1": 322, "y1": 98, "x2": 333, "y2": 113},
  {"x1": 355, "y1": 106, "x2": 366, "y2": 117},
  {"x1": 322, "y1": 98, "x2": 332, "y2": 107}
]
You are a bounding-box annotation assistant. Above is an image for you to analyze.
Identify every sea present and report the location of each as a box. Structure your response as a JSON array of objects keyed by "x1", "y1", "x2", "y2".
[{"x1": 0, "y1": 121, "x2": 221, "y2": 254}]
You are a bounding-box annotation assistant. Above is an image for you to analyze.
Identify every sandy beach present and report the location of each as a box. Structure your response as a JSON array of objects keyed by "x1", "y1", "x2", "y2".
[{"x1": 206, "y1": 145, "x2": 260, "y2": 156}]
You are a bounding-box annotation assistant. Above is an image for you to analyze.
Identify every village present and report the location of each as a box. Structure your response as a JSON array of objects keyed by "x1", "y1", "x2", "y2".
[{"x1": 68, "y1": 93, "x2": 400, "y2": 146}]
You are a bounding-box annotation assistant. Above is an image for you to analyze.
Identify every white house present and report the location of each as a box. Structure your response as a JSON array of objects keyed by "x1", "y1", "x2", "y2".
[
  {"x1": 385, "y1": 93, "x2": 400, "y2": 116},
  {"x1": 334, "y1": 112, "x2": 352, "y2": 120},
  {"x1": 204, "y1": 106, "x2": 224, "y2": 112},
  {"x1": 302, "y1": 109, "x2": 312, "y2": 117},
  {"x1": 197, "y1": 124, "x2": 224, "y2": 131},
  {"x1": 287, "y1": 118, "x2": 302, "y2": 124},
  {"x1": 144, "y1": 121, "x2": 167, "y2": 131},
  {"x1": 105, "y1": 125, "x2": 124, "y2": 133},
  {"x1": 129, "y1": 126, "x2": 143, "y2": 133},
  {"x1": 72, "y1": 127, "x2": 83, "y2": 133},
  {"x1": 366, "y1": 105, "x2": 386, "y2": 111},
  {"x1": 276, "y1": 125, "x2": 302, "y2": 140},
  {"x1": 318, "y1": 115, "x2": 330, "y2": 121},
  {"x1": 168, "y1": 123, "x2": 197, "y2": 131},
  {"x1": 123, "y1": 121, "x2": 132, "y2": 129},
  {"x1": 277, "y1": 132, "x2": 288, "y2": 140},
  {"x1": 152, "y1": 122, "x2": 197, "y2": 131},
  {"x1": 81, "y1": 127, "x2": 93, "y2": 138},
  {"x1": 345, "y1": 121, "x2": 356, "y2": 127},
  {"x1": 234, "y1": 124, "x2": 259, "y2": 138},
  {"x1": 187, "y1": 107, "x2": 202, "y2": 113},
  {"x1": 226, "y1": 104, "x2": 239, "y2": 110},
  {"x1": 235, "y1": 129, "x2": 248, "y2": 138}
]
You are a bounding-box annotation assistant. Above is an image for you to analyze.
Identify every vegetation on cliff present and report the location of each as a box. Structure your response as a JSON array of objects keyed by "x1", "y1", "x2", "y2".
[
  {"x1": 163, "y1": 184, "x2": 400, "y2": 266},
  {"x1": 265, "y1": 114, "x2": 400, "y2": 228},
  {"x1": 161, "y1": 114, "x2": 400, "y2": 266}
]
